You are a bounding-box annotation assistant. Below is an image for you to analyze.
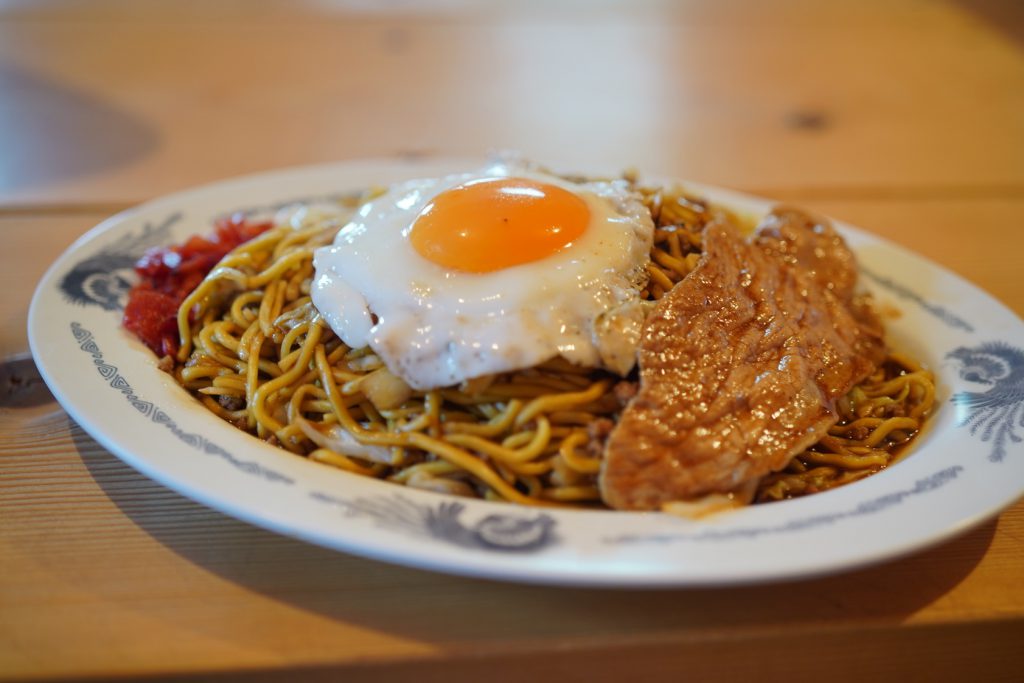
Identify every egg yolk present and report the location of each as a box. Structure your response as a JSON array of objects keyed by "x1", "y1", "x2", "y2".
[{"x1": 409, "y1": 177, "x2": 590, "y2": 273}]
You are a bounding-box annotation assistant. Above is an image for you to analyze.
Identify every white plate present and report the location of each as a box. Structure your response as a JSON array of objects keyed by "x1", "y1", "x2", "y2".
[{"x1": 28, "y1": 158, "x2": 1024, "y2": 587}]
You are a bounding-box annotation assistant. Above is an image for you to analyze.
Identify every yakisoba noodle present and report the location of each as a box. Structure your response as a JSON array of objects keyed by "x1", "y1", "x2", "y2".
[{"x1": 169, "y1": 182, "x2": 935, "y2": 508}]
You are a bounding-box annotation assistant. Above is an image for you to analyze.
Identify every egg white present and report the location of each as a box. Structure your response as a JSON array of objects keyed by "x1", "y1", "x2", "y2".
[{"x1": 311, "y1": 162, "x2": 654, "y2": 390}]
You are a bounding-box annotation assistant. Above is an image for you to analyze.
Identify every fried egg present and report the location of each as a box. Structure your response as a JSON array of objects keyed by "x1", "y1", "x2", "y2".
[{"x1": 311, "y1": 161, "x2": 654, "y2": 390}]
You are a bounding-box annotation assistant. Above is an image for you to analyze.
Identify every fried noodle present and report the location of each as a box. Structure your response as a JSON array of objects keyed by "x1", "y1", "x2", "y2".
[{"x1": 165, "y1": 184, "x2": 936, "y2": 508}]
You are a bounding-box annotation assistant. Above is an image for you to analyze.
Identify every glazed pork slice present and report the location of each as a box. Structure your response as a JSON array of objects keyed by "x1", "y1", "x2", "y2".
[{"x1": 599, "y1": 208, "x2": 886, "y2": 511}]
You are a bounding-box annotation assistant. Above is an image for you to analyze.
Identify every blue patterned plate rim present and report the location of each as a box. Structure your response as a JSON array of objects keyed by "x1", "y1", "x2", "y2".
[{"x1": 27, "y1": 157, "x2": 1024, "y2": 587}]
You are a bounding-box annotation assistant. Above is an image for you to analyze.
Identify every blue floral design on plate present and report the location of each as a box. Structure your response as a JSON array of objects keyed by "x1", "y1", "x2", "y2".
[
  {"x1": 60, "y1": 214, "x2": 179, "y2": 310},
  {"x1": 947, "y1": 342, "x2": 1024, "y2": 462},
  {"x1": 311, "y1": 492, "x2": 558, "y2": 552}
]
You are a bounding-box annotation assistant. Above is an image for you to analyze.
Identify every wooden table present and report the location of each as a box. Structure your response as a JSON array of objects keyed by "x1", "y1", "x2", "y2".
[{"x1": 2, "y1": 2, "x2": 1023, "y2": 680}]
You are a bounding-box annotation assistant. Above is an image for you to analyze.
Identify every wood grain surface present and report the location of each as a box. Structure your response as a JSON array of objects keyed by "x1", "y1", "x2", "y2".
[{"x1": 2, "y1": 1, "x2": 1023, "y2": 681}]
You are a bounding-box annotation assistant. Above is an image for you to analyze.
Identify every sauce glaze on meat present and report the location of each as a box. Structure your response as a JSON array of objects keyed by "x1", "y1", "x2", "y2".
[{"x1": 599, "y1": 208, "x2": 886, "y2": 510}]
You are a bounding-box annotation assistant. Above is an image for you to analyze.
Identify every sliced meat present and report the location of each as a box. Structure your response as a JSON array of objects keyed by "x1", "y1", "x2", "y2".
[
  {"x1": 599, "y1": 208, "x2": 885, "y2": 510},
  {"x1": 754, "y1": 206, "x2": 858, "y2": 300}
]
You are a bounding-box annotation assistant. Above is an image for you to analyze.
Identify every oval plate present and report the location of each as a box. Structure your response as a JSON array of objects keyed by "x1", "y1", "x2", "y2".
[{"x1": 28, "y1": 158, "x2": 1024, "y2": 587}]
